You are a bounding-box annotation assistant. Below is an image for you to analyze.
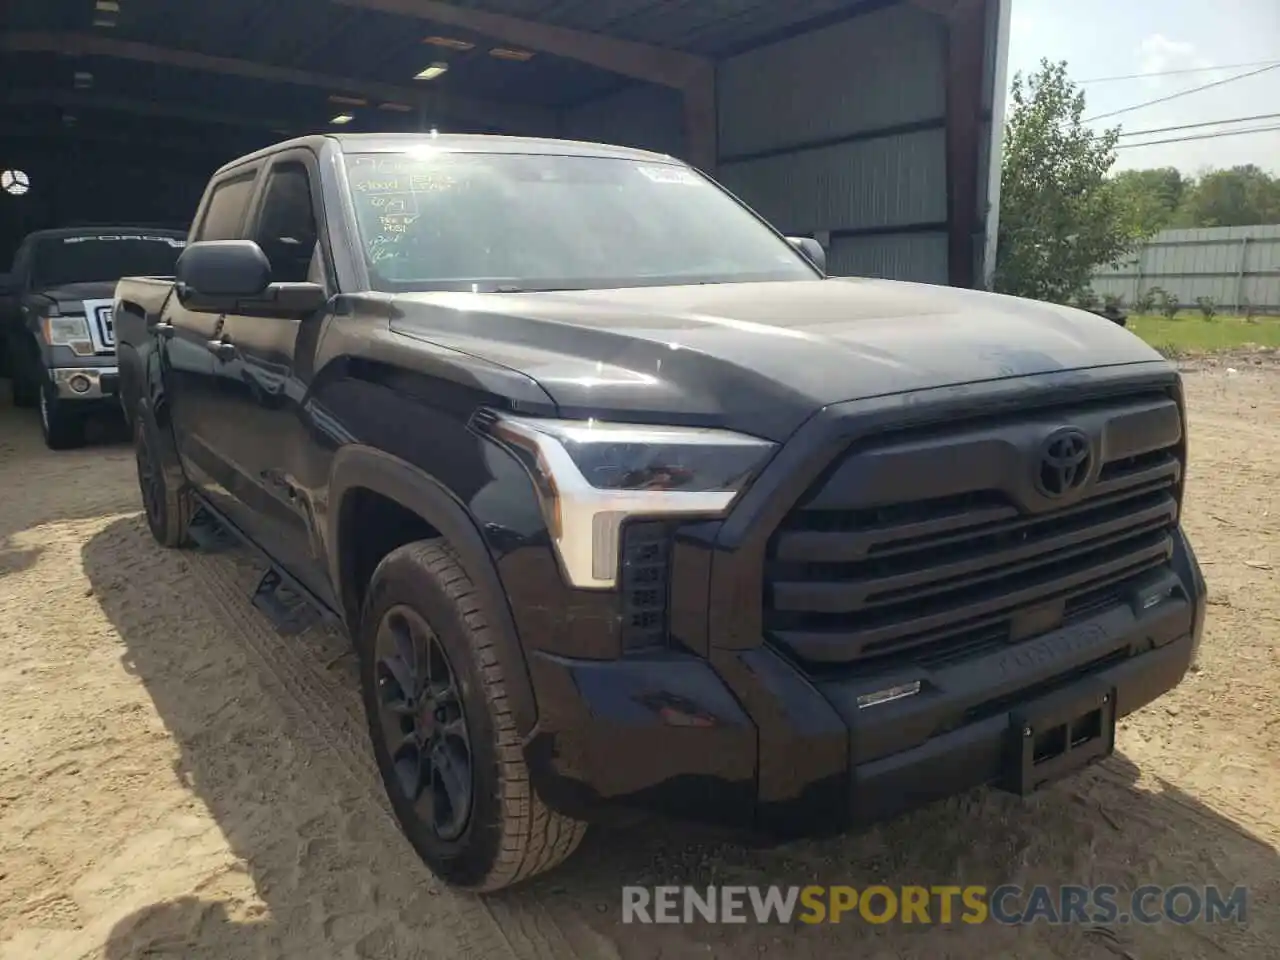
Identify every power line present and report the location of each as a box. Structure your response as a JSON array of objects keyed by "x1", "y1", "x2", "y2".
[
  {"x1": 1084, "y1": 62, "x2": 1280, "y2": 123},
  {"x1": 1115, "y1": 124, "x2": 1280, "y2": 149},
  {"x1": 1078, "y1": 59, "x2": 1280, "y2": 84},
  {"x1": 1117, "y1": 112, "x2": 1280, "y2": 137}
]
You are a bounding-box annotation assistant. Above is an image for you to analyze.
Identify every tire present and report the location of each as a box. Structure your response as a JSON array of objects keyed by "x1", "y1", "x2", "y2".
[
  {"x1": 39, "y1": 383, "x2": 86, "y2": 450},
  {"x1": 358, "y1": 540, "x2": 586, "y2": 892},
  {"x1": 134, "y1": 411, "x2": 193, "y2": 547}
]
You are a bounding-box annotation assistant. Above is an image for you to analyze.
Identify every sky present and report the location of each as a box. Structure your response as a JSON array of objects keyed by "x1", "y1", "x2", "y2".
[{"x1": 1005, "y1": 0, "x2": 1280, "y2": 174}]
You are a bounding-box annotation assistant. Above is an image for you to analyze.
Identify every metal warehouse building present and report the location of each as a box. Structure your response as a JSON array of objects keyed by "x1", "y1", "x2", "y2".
[{"x1": 1, "y1": 0, "x2": 1012, "y2": 289}]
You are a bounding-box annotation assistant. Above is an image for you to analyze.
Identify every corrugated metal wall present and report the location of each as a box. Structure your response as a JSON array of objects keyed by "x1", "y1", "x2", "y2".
[
  {"x1": 979, "y1": 0, "x2": 1012, "y2": 289},
  {"x1": 559, "y1": 0, "x2": 1012, "y2": 288},
  {"x1": 561, "y1": 83, "x2": 686, "y2": 159},
  {"x1": 1092, "y1": 225, "x2": 1280, "y2": 312},
  {"x1": 716, "y1": 2, "x2": 951, "y2": 284}
]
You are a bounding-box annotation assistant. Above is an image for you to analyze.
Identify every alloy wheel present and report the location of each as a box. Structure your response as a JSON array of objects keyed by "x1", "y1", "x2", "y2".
[{"x1": 373, "y1": 605, "x2": 474, "y2": 842}]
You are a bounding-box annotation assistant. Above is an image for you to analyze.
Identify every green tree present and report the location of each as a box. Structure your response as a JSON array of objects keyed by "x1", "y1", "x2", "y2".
[
  {"x1": 1110, "y1": 167, "x2": 1187, "y2": 235},
  {"x1": 1175, "y1": 165, "x2": 1280, "y2": 227},
  {"x1": 994, "y1": 60, "x2": 1143, "y2": 303}
]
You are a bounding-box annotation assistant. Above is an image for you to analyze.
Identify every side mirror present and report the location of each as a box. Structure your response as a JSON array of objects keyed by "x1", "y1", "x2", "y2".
[
  {"x1": 176, "y1": 240, "x2": 270, "y2": 311},
  {"x1": 787, "y1": 237, "x2": 827, "y2": 274},
  {"x1": 176, "y1": 240, "x2": 326, "y2": 317}
]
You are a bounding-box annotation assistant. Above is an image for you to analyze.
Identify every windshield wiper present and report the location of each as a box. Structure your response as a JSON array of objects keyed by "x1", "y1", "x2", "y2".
[{"x1": 492, "y1": 284, "x2": 580, "y2": 293}]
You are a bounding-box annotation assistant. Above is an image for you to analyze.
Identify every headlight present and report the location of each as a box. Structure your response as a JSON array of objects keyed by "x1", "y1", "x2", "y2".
[
  {"x1": 42, "y1": 315, "x2": 94, "y2": 356},
  {"x1": 481, "y1": 413, "x2": 777, "y2": 589}
]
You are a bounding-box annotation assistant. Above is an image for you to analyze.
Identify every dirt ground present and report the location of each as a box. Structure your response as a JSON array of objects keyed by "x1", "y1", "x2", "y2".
[{"x1": 1, "y1": 366, "x2": 1277, "y2": 960}]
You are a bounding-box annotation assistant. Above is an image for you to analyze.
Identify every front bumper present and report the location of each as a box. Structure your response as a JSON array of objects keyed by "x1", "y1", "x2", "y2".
[
  {"x1": 49, "y1": 365, "x2": 119, "y2": 402},
  {"x1": 522, "y1": 529, "x2": 1207, "y2": 834}
]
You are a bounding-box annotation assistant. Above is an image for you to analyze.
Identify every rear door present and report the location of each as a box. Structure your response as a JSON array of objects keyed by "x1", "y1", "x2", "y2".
[{"x1": 164, "y1": 166, "x2": 260, "y2": 513}]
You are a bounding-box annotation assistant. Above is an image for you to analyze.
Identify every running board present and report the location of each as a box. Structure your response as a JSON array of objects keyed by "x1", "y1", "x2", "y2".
[
  {"x1": 186, "y1": 507, "x2": 238, "y2": 553},
  {"x1": 186, "y1": 496, "x2": 335, "y2": 637},
  {"x1": 252, "y1": 568, "x2": 321, "y2": 636}
]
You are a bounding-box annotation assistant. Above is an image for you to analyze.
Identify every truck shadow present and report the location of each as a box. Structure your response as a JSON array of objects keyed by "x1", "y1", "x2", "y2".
[{"x1": 82, "y1": 516, "x2": 1276, "y2": 960}]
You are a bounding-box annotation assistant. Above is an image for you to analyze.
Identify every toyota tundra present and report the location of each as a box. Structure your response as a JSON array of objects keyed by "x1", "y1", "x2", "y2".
[{"x1": 113, "y1": 134, "x2": 1208, "y2": 892}]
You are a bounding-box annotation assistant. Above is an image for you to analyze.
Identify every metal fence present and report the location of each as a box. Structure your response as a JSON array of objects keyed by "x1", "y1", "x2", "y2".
[{"x1": 1091, "y1": 224, "x2": 1280, "y2": 313}]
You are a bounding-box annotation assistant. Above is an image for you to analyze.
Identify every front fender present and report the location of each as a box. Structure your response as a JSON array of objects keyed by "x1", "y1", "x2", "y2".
[{"x1": 327, "y1": 444, "x2": 539, "y2": 737}]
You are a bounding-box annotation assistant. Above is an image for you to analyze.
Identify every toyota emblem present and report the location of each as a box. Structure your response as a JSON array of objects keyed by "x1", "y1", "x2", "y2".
[{"x1": 1035, "y1": 427, "x2": 1092, "y2": 498}]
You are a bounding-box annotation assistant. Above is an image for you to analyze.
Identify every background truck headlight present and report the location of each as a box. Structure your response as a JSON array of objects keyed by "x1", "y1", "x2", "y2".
[
  {"x1": 480, "y1": 412, "x2": 777, "y2": 589},
  {"x1": 41, "y1": 315, "x2": 95, "y2": 357}
]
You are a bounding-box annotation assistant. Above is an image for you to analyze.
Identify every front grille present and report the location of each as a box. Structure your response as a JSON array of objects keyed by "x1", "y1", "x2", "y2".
[{"x1": 763, "y1": 395, "x2": 1183, "y2": 670}]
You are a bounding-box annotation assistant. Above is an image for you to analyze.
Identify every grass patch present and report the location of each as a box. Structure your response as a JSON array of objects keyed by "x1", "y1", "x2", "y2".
[{"x1": 1124, "y1": 313, "x2": 1280, "y2": 354}]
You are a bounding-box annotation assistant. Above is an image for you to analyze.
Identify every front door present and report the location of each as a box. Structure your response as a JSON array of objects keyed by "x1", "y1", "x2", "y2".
[{"x1": 206, "y1": 152, "x2": 336, "y2": 605}]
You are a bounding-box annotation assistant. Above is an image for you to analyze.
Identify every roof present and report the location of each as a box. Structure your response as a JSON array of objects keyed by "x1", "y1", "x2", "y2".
[
  {"x1": 1, "y1": 0, "x2": 885, "y2": 152},
  {"x1": 211, "y1": 132, "x2": 678, "y2": 178},
  {"x1": 331, "y1": 132, "x2": 676, "y2": 160}
]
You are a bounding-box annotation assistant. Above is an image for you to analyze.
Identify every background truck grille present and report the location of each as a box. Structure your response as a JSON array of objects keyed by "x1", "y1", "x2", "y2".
[{"x1": 763, "y1": 394, "x2": 1183, "y2": 670}]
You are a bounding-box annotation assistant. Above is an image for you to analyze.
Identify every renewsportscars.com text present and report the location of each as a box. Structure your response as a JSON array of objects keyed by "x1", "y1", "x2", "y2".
[{"x1": 621, "y1": 884, "x2": 1249, "y2": 926}]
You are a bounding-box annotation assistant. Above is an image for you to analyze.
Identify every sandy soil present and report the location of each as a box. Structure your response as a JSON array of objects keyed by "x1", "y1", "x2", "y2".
[{"x1": 1, "y1": 367, "x2": 1277, "y2": 960}]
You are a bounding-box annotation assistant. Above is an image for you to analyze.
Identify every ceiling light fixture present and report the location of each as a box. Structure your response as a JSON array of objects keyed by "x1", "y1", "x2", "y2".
[
  {"x1": 73, "y1": 71, "x2": 94, "y2": 88},
  {"x1": 378, "y1": 102, "x2": 414, "y2": 112},
  {"x1": 92, "y1": 16, "x2": 117, "y2": 27},
  {"x1": 489, "y1": 47, "x2": 534, "y2": 61},
  {"x1": 95, "y1": 0, "x2": 120, "y2": 10},
  {"x1": 424, "y1": 36, "x2": 474, "y2": 51},
  {"x1": 330, "y1": 113, "x2": 355, "y2": 125},
  {"x1": 328, "y1": 94, "x2": 367, "y2": 107},
  {"x1": 414, "y1": 62, "x2": 449, "y2": 80}
]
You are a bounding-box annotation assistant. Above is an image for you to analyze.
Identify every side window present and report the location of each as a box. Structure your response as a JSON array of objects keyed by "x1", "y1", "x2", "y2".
[
  {"x1": 196, "y1": 173, "x2": 256, "y2": 242},
  {"x1": 253, "y1": 162, "x2": 319, "y2": 285}
]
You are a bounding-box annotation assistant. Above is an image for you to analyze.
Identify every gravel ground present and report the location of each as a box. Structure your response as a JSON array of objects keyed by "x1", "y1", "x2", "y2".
[{"x1": 0, "y1": 366, "x2": 1277, "y2": 960}]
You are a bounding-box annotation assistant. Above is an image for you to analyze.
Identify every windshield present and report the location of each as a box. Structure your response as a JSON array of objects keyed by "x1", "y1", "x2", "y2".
[
  {"x1": 342, "y1": 150, "x2": 817, "y2": 292},
  {"x1": 32, "y1": 234, "x2": 186, "y2": 288}
]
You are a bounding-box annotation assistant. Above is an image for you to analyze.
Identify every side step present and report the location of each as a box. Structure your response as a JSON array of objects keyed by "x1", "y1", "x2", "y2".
[
  {"x1": 186, "y1": 507, "x2": 238, "y2": 553},
  {"x1": 185, "y1": 502, "x2": 326, "y2": 637},
  {"x1": 252, "y1": 568, "x2": 322, "y2": 636}
]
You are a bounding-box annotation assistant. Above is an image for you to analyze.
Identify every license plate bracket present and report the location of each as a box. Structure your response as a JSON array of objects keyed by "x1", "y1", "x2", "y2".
[{"x1": 1004, "y1": 679, "x2": 1116, "y2": 796}]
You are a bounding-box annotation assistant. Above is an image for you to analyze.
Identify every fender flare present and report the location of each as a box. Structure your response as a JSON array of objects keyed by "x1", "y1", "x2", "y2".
[{"x1": 328, "y1": 444, "x2": 538, "y2": 738}]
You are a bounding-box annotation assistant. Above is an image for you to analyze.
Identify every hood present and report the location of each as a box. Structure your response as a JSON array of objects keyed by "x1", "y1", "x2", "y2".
[
  {"x1": 388, "y1": 277, "x2": 1168, "y2": 441},
  {"x1": 29, "y1": 281, "x2": 119, "y2": 313}
]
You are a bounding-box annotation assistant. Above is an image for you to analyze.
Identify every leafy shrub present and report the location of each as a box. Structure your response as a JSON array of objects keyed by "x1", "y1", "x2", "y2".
[
  {"x1": 1133, "y1": 289, "x2": 1157, "y2": 314},
  {"x1": 1157, "y1": 289, "x2": 1180, "y2": 319},
  {"x1": 1195, "y1": 296, "x2": 1216, "y2": 321},
  {"x1": 1103, "y1": 293, "x2": 1125, "y2": 313},
  {"x1": 1074, "y1": 288, "x2": 1100, "y2": 311}
]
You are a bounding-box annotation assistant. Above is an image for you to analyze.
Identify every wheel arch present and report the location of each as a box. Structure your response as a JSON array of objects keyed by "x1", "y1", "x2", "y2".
[{"x1": 328, "y1": 444, "x2": 539, "y2": 737}]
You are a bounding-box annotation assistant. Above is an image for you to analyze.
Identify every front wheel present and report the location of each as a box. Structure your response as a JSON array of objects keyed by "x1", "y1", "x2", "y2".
[
  {"x1": 39, "y1": 385, "x2": 86, "y2": 450},
  {"x1": 359, "y1": 540, "x2": 586, "y2": 892}
]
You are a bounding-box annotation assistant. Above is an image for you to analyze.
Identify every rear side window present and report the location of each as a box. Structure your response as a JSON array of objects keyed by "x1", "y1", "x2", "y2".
[{"x1": 196, "y1": 173, "x2": 256, "y2": 242}]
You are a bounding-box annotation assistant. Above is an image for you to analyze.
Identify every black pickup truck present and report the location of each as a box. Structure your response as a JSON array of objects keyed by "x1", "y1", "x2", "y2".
[
  {"x1": 113, "y1": 133, "x2": 1208, "y2": 892},
  {"x1": 0, "y1": 227, "x2": 187, "y2": 448}
]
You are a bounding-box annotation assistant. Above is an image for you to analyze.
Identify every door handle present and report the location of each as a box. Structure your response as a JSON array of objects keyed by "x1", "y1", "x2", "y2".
[
  {"x1": 206, "y1": 339, "x2": 236, "y2": 361},
  {"x1": 154, "y1": 321, "x2": 175, "y2": 339}
]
